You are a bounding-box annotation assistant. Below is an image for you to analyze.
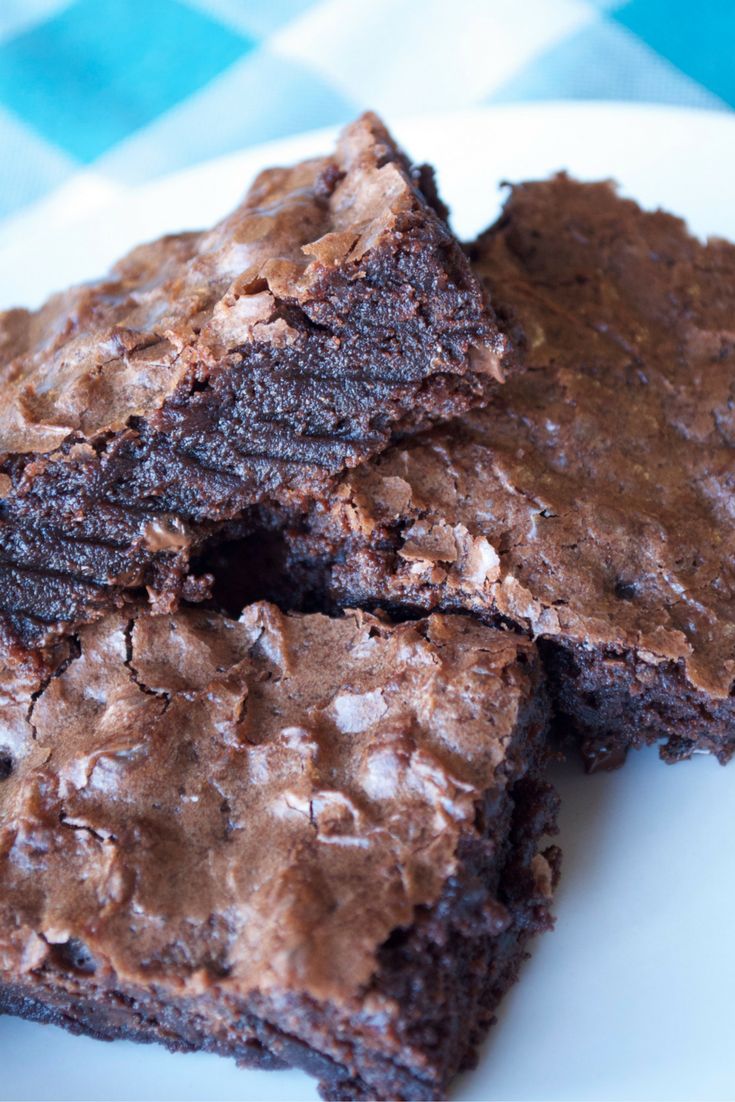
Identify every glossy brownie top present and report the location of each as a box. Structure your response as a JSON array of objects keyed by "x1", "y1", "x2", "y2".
[
  {"x1": 0, "y1": 112, "x2": 502, "y2": 459},
  {"x1": 0, "y1": 603, "x2": 542, "y2": 1004},
  {"x1": 298, "y1": 175, "x2": 735, "y2": 699}
]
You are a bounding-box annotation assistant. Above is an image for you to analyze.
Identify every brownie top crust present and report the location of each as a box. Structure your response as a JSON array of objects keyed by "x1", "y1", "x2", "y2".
[
  {"x1": 0, "y1": 113, "x2": 501, "y2": 459},
  {"x1": 300, "y1": 176, "x2": 735, "y2": 700},
  {"x1": 0, "y1": 602, "x2": 538, "y2": 1005}
]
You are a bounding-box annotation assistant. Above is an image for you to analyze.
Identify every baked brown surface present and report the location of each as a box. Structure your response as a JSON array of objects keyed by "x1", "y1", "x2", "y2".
[
  {"x1": 0, "y1": 602, "x2": 557, "y2": 1100},
  {"x1": 0, "y1": 112, "x2": 505, "y2": 660},
  {"x1": 283, "y1": 175, "x2": 735, "y2": 767}
]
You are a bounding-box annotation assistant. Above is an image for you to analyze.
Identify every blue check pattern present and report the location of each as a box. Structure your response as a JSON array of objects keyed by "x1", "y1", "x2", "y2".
[{"x1": 0, "y1": 0, "x2": 731, "y2": 223}]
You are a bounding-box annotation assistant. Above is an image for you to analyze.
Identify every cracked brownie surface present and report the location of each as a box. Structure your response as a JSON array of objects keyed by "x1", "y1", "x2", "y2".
[
  {"x1": 284, "y1": 175, "x2": 735, "y2": 767},
  {"x1": 0, "y1": 112, "x2": 505, "y2": 660},
  {"x1": 0, "y1": 602, "x2": 557, "y2": 1100}
]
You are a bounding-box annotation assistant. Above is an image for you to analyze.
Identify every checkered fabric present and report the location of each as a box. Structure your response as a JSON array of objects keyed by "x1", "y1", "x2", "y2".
[{"x1": 0, "y1": 0, "x2": 731, "y2": 225}]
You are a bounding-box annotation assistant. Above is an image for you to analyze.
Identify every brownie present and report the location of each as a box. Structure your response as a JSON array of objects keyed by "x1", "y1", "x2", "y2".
[
  {"x1": 0, "y1": 112, "x2": 506, "y2": 661},
  {"x1": 283, "y1": 175, "x2": 735, "y2": 769},
  {"x1": 0, "y1": 602, "x2": 558, "y2": 1101}
]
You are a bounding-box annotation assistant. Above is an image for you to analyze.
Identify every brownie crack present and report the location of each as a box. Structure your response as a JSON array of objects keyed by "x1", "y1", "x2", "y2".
[
  {"x1": 122, "y1": 616, "x2": 172, "y2": 711},
  {"x1": 25, "y1": 639, "x2": 82, "y2": 742}
]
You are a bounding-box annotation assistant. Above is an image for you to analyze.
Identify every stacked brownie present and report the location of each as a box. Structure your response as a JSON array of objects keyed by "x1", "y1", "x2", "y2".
[
  {"x1": 0, "y1": 114, "x2": 555, "y2": 1102},
  {"x1": 0, "y1": 112, "x2": 505, "y2": 659},
  {"x1": 284, "y1": 174, "x2": 735, "y2": 771},
  {"x1": 1, "y1": 114, "x2": 732, "y2": 1100}
]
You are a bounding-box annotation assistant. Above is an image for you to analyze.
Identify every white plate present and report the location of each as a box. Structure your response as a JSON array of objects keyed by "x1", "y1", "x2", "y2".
[{"x1": 1, "y1": 103, "x2": 734, "y2": 1102}]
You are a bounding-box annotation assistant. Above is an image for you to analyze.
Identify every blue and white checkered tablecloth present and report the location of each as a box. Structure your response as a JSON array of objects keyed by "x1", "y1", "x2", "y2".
[{"x1": 0, "y1": 0, "x2": 732, "y2": 227}]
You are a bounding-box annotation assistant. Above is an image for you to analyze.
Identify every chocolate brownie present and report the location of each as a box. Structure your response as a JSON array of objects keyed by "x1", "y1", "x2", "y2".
[
  {"x1": 0, "y1": 603, "x2": 557, "y2": 1101},
  {"x1": 283, "y1": 175, "x2": 735, "y2": 768},
  {"x1": 0, "y1": 112, "x2": 505, "y2": 661}
]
